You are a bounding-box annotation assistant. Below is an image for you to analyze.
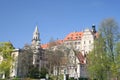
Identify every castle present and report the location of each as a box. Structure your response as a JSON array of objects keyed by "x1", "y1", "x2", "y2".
[
  {"x1": 41, "y1": 24, "x2": 97, "y2": 55},
  {"x1": 10, "y1": 25, "x2": 97, "y2": 79}
]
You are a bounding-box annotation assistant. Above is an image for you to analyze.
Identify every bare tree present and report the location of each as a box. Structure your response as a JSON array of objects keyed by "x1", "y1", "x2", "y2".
[{"x1": 17, "y1": 44, "x2": 33, "y2": 77}]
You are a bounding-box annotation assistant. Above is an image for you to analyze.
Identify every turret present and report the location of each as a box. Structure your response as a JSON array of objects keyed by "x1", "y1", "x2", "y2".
[
  {"x1": 32, "y1": 26, "x2": 40, "y2": 47},
  {"x1": 92, "y1": 24, "x2": 96, "y2": 33}
]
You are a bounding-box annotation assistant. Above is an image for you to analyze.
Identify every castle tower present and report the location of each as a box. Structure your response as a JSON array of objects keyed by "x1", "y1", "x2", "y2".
[
  {"x1": 31, "y1": 26, "x2": 40, "y2": 65},
  {"x1": 32, "y1": 26, "x2": 41, "y2": 49},
  {"x1": 92, "y1": 24, "x2": 96, "y2": 33}
]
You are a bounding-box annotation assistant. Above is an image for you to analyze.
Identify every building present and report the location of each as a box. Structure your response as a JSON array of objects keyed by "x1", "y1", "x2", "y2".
[
  {"x1": 63, "y1": 24, "x2": 97, "y2": 55},
  {"x1": 10, "y1": 26, "x2": 45, "y2": 78},
  {"x1": 42, "y1": 24, "x2": 97, "y2": 53},
  {"x1": 31, "y1": 26, "x2": 45, "y2": 70},
  {"x1": 10, "y1": 49, "x2": 20, "y2": 78},
  {"x1": 41, "y1": 24, "x2": 97, "y2": 79},
  {"x1": 10, "y1": 25, "x2": 97, "y2": 79}
]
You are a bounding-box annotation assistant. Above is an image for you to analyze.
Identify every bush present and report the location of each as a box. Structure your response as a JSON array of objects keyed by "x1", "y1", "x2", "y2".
[
  {"x1": 79, "y1": 77, "x2": 88, "y2": 80},
  {"x1": 69, "y1": 77, "x2": 74, "y2": 80}
]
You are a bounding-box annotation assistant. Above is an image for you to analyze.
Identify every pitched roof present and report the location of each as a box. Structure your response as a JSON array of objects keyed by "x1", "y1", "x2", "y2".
[
  {"x1": 76, "y1": 52, "x2": 86, "y2": 64},
  {"x1": 64, "y1": 32, "x2": 83, "y2": 41},
  {"x1": 56, "y1": 40, "x2": 64, "y2": 45},
  {"x1": 41, "y1": 43, "x2": 49, "y2": 49},
  {"x1": 41, "y1": 32, "x2": 84, "y2": 49},
  {"x1": 41, "y1": 40, "x2": 64, "y2": 49},
  {"x1": 34, "y1": 25, "x2": 39, "y2": 33}
]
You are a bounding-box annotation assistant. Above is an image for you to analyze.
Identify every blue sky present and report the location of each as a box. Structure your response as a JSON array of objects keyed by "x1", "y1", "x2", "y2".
[{"x1": 0, "y1": 0, "x2": 120, "y2": 48}]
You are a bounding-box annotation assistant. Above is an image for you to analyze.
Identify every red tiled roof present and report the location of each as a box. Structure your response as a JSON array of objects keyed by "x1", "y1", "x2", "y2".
[
  {"x1": 64, "y1": 32, "x2": 83, "y2": 41},
  {"x1": 41, "y1": 40, "x2": 64, "y2": 49},
  {"x1": 76, "y1": 53, "x2": 86, "y2": 64},
  {"x1": 41, "y1": 43, "x2": 49, "y2": 49},
  {"x1": 41, "y1": 32, "x2": 84, "y2": 49},
  {"x1": 56, "y1": 40, "x2": 64, "y2": 45},
  {"x1": 41, "y1": 31, "x2": 98, "y2": 49}
]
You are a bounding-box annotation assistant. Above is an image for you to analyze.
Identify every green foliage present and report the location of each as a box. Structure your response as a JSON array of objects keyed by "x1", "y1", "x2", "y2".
[
  {"x1": 40, "y1": 67, "x2": 48, "y2": 78},
  {"x1": 49, "y1": 74, "x2": 63, "y2": 80},
  {"x1": 87, "y1": 18, "x2": 120, "y2": 80},
  {"x1": 87, "y1": 35, "x2": 110, "y2": 80},
  {"x1": 28, "y1": 67, "x2": 48, "y2": 79},
  {"x1": 28, "y1": 66, "x2": 40, "y2": 79},
  {"x1": 69, "y1": 77, "x2": 74, "y2": 80},
  {"x1": 0, "y1": 42, "x2": 14, "y2": 78},
  {"x1": 78, "y1": 78, "x2": 88, "y2": 80}
]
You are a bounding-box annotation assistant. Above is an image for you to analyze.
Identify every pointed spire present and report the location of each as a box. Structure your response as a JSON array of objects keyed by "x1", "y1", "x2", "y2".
[
  {"x1": 32, "y1": 25, "x2": 40, "y2": 46},
  {"x1": 34, "y1": 25, "x2": 39, "y2": 33}
]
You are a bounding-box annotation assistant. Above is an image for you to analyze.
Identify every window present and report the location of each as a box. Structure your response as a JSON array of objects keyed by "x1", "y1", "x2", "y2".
[
  {"x1": 66, "y1": 43, "x2": 69, "y2": 45},
  {"x1": 89, "y1": 40, "x2": 91, "y2": 44},
  {"x1": 37, "y1": 59, "x2": 39, "y2": 62},
  {"x1": 40, "y1": 57, "x2": 42, "y2": 59},
  {"x1": 36, "y1": 64, "x2": 39, "y2": 68},
  {"x1": 84, "y1": 41, "x2": 85, "y2": 44},
  {"x1": 12, "y1": 54, "x2": 15, "y2": 57},
  {"x1": 78, "y1": 42, "x2": 80, "y2": 44},
  {"x1": 75, "y1": 42, "x2": 77, "y2": 45},
  {"x1": 75, "y1": 46, "x2": 77, "y2": 49}
]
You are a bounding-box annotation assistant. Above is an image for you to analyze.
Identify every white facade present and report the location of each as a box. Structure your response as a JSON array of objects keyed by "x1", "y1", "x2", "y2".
[
  {"x1": 9, "y1": 25, "x2": 96, "y2": 78},
  {"x1": 10, "y1": 49, "x2": 19, "y2": 78},
  {"x1": 61, "y1": 27, "x2": 96, "y2": 79},
  {"x1": 9, "y1": 26, "x2": 45, "y2": 78},
  {"x1": 64, "y1": 40, "x2": 81, "y2": 51},
  {"x1": 64, "y1": 28, "x2": 95, "y2": 55},
  {"x1": 31, "y1": 26, "x2": 45, "y2": 71},
  {"x1": 81, "y1": 29, "x2": 94, "y2": 55}
]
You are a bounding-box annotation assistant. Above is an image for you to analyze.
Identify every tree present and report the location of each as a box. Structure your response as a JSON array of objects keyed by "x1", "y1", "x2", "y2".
[
  {"x1": 0, "y1": 42, "x2": 14, "y2": 78},
  {"x1": 99, "y1": 18, "x2": 120, "y2": 79},
  {"x1": 87, "y1": 35, "x2": 109, "y2": 80},
  {"x1": 18, "y1": 44, "x2": 33, "y2": 78},
  {"x1": 40, "y1": 67, "x2": 48, "y2": 78},
  {"x1": 87, "y1": 18, "x2": 120, "y2": 80},
  {"x1": 45, "y1": 44, "x2": 69, "y2": 80}
]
